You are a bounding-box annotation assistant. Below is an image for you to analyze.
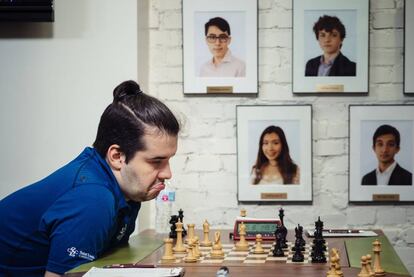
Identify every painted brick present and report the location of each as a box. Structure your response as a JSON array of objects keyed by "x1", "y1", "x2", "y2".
[
  {"x1": 376, "y1": 208, "x2": 406, "y2": 225},
  {"x1": 185, "y1": 155, "x2": 222, "y2": 172},
  {"x1": 346, "y1": 208, "x2": 376, "y2": 226},
  {"x1": 372, "y1": 10, "x2": 404, "y2": 29},
  {"x1": 315, "y1": 139, "x2": 346, "y2": 156},
  {"x1": 371, "y1": 0, "x2": 395, "y2": 9},
  {"x1": 159, "y1": 11, "x2": 182, "y2": 29}
]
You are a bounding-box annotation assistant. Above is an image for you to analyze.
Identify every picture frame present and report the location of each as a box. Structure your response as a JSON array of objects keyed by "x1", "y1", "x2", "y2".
[
  {"x1": 236, "y1": 105, "x2": 312, "y2": 202},
  {"x1": 404, "y1": 0, "x2": 414, "y2": 94},
  {"x1": 293, "y1": 0, "x2": 369, "y2": 94},
  {"x1": 349, "y1": 105, "x2": 414, "y2": 203},
  {"x1": 182, "y1": 0, "x2": 258, "y2": 95}
]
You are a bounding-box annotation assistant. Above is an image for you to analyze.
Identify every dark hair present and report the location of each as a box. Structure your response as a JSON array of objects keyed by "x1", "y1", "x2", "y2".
[
  {"x1": 313, "y1": 15, "x2": 346, "y2": 40},
  {"x1": 252, "y1": 126, "x2": 298, "y2": 184},
  {"x1": 204, "y1": 17, "x2": 231, "y2": 36},
  {"x1": 373, "y1": 124, "x2": 400, "y2": 148},
  {"x1": 93, "y1": 80, "x2": 180, "y2": 163}
]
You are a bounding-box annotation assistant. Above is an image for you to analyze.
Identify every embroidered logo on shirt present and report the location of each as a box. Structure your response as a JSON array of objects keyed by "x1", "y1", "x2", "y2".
[
  {"x1": 66, "y1": 247, "x2": 96, "y2": 261},
  {"x1": 116, "y1": 224, "x2": 127, "y2": 241},
  {"x1": 67, "y1": 247, "x2": 79, "y2": 257}
]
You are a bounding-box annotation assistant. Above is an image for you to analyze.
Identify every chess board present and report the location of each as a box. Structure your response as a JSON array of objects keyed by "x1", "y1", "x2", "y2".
[{"x1": 160, "y1": 242, "x2": 329, "y2": 265}]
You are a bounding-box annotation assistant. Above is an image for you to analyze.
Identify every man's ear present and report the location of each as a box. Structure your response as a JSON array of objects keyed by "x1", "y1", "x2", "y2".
[{"x1": 106, "y1": 144, "x2": 125, "y2": 170}]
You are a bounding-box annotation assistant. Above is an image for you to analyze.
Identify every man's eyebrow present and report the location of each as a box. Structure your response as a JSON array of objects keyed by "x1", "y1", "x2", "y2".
[{"x1": 148, "y1": 156, "x2": 168, "y2": 160}]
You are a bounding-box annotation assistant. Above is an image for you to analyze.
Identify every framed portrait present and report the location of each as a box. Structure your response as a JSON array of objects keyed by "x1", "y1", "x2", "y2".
[
  {"x1": 182, "y1": 0, "x2": 258, "y2": 94},
  {"x1": 236, "y1": 105, "x2": 312, "y2": 202},
  {"x1": 293, "y1": 0, "x2": 369, "y2": 94},
  {"x1": 405, "y1": 0, "x2": 414, "y2": 94},
  {"x1": 349, "y1": 105, "x2": 414, "y2": 203}
]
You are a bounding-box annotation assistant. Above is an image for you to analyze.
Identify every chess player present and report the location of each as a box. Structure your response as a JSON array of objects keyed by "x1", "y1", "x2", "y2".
[
  {"x1": 305, "y1": 15, "x2": 356, "y2": 77},
  {"x1": 361, "y1": 124, "x2": 412, "y2": 186},
  {"x1": 0, "y1": 81, "x2": 180, "y2": 276},
  {"x1": 199, "y1": 16, "x2": 246, "y2": 77},
  {"x1": 251, "y1": 125, "x2": 300, "y2": 185}
]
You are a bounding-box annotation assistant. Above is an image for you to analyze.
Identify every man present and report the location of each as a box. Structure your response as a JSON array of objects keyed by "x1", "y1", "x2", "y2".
[
  {"x1": 0, "y1": 80, "x2": 180, "y2": 276},
  {"x1": 199, "y1": 16, "x2": 246, "y2": 77},
  {"x1": 305, "y1": 15, "x2": 356, "y2": 77},
  {"x1": 361, "y1": 124, "x2": 412, "y2": 186}
]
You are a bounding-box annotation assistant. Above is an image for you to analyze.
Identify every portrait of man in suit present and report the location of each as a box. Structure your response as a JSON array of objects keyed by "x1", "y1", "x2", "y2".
[
  {"x1": 361, "y1": 124, "x2": 412, "y2": 186},
  {"x1": 305, "y1": 15, "x2": 356, "y2": 77}
]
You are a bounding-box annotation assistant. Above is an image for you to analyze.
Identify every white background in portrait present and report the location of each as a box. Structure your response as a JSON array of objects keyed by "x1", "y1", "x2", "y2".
[
  {"x1": 360, "y1": 120, "x2": 413, "y2": 177},
  {"x1": 237, "y1": 106, "x2": 312, "y2": 202},
  {"x1": 247, "y1": 120, "x2": 301, "y2": 176},
  {"x1": 350, "y1": 106, "x2": 414, "y2": 202},
  {"x1": 304, "y1": 10, "x2": 357, "y2": 64},
  {"x1": 405, "y1": 0, "x2": 414, "y2": 93},
  {"x1": 194, "y1": 11, "x2": 246, "y2": 77},
  {"x1": 183, "y1": 0, "x2": 257, "y2": 94},
  {"x1": 293, "y1": 0, "x2": 368, "y2": 93}
]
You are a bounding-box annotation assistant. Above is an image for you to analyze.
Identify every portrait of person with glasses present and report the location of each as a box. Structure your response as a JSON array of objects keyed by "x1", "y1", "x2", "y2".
[{"x1": 199, "y1": 17, "x2": 246, "y2": 77}]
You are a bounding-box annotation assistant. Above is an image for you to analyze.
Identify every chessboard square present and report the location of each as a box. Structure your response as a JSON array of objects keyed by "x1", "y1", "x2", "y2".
[
  {"x1": 243, "y1": 259, "x2": 266, "y2": 264},
  {"x1": 266, "y1": 257, "x2": 287, "y2": 261},
  {"x1": 224, "y1": 257, "x2": 245, "y2": 261},
  {"x1": 230, "y1": 251, "x2": 249, "y2": 256},
  {"x1": 200, "y1": 259, "x2": 224, "y2": 264},
  {"x1": 248, "y1": 254, "x2": 268, "y2": 258}
]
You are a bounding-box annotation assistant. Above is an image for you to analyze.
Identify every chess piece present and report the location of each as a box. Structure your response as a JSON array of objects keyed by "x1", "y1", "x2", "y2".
[
  {"x1": 253, "y1": 234, "x2": 265, "y2": 254},
  {"x1": 193, "y1": 236, "x2": 202, "y2": 258},
  {"x1": 168, "y1": 215, "x2": 179, "y2": 238},
  {"x1": 211, "y1": 231, "x2": 225, "y2": 259},
  {"x1": 291, "y1": 239, "x2": 305, "y2": 262},
  {"x1": 272, "y1": 230, "x2": 285, "y2": 257},
  {"x1": 200, "y1": 219, "x2": 212, "y2": 247},
  {"x1": 183, "y1": 241, "x2": 197, "y2": 263},
  {"x1": 312, "y1": 216, "x2": 327, "y2": 263},
  {"x1": 366, "y1": 254, "x2": 375, "y2": 277},
  {"x1": 327, "y1": 255, "x2": 339, "y2": 277},
  {"x1": 185, "y1": 223, "x2": 195, "y2": 244},
  {"x1": 161, "y1": 238, "x2": 176, "y2": 263},
  {"x1": 358, "y1": 255, "x2": 371, "y2": 277},
  {"x1": 278, "y1": 208, "x2": 288, "y2": 248},
  {"x1": 240, "y1": 208, "x2": 247, "y2": 217},
  {"x1": 235, "y1": 222, "x2": 249, "y2": 251},
  {"x1": 173, "y1": 219, "x2": 186, "y2": 254},
  {"x1": 331, "y1": 248, "x2": 343, "y2": 277},
  {"x1": 178, "y1": 209, "x2": 187, "y2": 237},
  {"x1": 372, "y1": 239, "x2": 385, "y2": 276},
  {"x1": 292, "y1": 225, "x2": 305, "y2": 251}
]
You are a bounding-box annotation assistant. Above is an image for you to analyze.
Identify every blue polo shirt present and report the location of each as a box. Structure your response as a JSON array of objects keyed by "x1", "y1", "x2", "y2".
[{"x1": 0, "y1": 147, "x2": 141, "y2": 276}]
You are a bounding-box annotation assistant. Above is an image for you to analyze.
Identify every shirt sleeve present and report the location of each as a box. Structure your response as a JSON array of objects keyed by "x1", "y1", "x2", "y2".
[{"x1": 39, "y1": 185, "x2": 116, "y2": 274}]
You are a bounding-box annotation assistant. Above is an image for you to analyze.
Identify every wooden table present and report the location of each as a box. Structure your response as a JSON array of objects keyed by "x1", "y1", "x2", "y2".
[{"x1": 66, "y1": 229, "x2": 411, "y2": 277}]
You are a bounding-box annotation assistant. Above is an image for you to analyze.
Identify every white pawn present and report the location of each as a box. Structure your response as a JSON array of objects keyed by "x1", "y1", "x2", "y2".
[{"x1": 253, "y1": 234, "x2": 265, "y2": 254}]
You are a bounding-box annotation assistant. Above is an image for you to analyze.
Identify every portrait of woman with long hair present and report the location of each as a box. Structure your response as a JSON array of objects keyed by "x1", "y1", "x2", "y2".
[{"x1": 251, "y1": 125, "x2": 300, "y2": 185}]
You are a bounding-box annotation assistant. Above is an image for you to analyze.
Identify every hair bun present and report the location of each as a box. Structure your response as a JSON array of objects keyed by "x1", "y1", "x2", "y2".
[{"x1": 113, "y1": 80, "x2": 143, "y2": 101}]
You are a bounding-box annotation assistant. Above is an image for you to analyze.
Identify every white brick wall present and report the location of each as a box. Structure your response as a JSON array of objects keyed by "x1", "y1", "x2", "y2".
[{"x1": 149, "y1": 0, "x2": 414, "y2": 274}]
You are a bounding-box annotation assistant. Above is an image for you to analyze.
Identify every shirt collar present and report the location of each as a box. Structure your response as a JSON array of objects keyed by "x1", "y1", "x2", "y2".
[
  {"x1": 320, "y1": 53, "x2": 339, "y2": 66},
  {"x1": 210, "y1": 49, "x2": 232, "y2": 65},
  {"x1": 376, "y1": 160, "x2": 397, "y2": 175},
  {"x1": 86, "y1": 147, "x2": 130, "y2": 211}
]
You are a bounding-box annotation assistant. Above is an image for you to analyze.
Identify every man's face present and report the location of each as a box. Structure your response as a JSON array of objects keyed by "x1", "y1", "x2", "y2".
[
  {"x1": 206, "y1": 25, "x2": 231, "y2": 60},
  {"x1": 317, "y1": 29, "x2": 343, "y2": 55},
  {"x1": 373, "y1": 133, "x2": 400, "y2": 165},
  {"x1": 118, "y1": 130, "x2": 177, "y2": 202}
]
